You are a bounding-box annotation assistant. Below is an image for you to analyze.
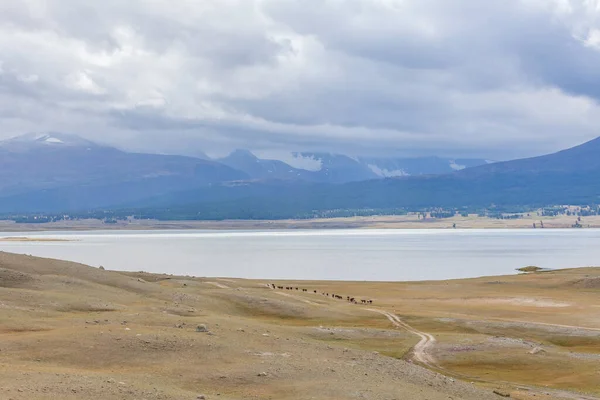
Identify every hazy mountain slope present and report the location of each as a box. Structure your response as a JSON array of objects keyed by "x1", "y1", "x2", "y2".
[
  {"x1": 3, "y1": 134, "x2": 599, "y2": 216},
  {"x1": 0, "y1": 133, "x2": 250, "y2": 212},
  {"x1": 107, "y1": 136, "x2": 600, "y2": 219},
  {"x1": 126, "y1": 170, "x2": 600, "y2": 220},
  {"x1": 457, "y1": 137, "x2": 600, "y2": 177},
  {"x1": 0, "y1": 133, "x2": 247, "y2": 197}
]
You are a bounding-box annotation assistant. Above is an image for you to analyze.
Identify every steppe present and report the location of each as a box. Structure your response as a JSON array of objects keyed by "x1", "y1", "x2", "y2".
[{"x1": 1, "y1": 251, "x2": 599, "y2": 399}]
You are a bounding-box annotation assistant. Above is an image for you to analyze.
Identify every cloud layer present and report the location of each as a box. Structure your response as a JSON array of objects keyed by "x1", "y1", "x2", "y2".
[{"x1": 1, "y1": 0, "x2": 600, "y2": 159}]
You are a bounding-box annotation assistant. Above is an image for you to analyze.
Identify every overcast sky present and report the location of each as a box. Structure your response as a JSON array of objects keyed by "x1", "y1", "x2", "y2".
[{"x1": 1, "y1": 0, "x2": 600, "y2": 159}]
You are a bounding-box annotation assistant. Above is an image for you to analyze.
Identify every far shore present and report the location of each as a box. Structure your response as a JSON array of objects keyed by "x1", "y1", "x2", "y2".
[
  {"x1": 0, "y1": 236, "x2": 75, "y2": 242},
  {"x1": 1, "y1": 214, "x2": 599, "y2": 232}
]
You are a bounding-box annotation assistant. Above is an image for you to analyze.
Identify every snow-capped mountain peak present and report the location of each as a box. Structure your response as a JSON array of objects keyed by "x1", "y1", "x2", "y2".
[{"x1": 1, "y1": 132, "x2": 99, "y2": 151}]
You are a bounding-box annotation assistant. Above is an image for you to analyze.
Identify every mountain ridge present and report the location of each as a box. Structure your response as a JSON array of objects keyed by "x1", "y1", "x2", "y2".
[{"x1": 1, "y1": 133, "x2": 597, "y2": 216}]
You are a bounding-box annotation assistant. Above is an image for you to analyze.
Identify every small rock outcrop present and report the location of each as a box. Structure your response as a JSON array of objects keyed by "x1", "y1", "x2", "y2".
[
  {"x1": 529, "y1": 347, "x2": 546, "y2": 355},
  {"x1": 196, "y1": 324, "x2": 209, "y2": 333}
]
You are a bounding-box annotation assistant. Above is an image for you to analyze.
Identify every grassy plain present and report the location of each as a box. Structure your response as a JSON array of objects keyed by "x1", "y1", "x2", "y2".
[{"x1": 1, "y1": 252, "x2": 599, "y2": 399}]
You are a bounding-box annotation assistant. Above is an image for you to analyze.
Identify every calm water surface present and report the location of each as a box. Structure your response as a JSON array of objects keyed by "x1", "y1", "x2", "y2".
[{"x1": 1, "y1": 229, "x2": 599, "y2": 281}]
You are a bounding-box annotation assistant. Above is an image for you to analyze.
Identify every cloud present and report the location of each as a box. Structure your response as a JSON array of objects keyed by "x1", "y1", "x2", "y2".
[{"x1": 0, "y1": 0, "x2": 599, "y2": 159}]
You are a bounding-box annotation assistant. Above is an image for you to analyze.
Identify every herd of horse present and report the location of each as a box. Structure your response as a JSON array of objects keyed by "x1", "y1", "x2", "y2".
[{"x1": 269, "y1": 284, "x2": 373, "y2": 305}]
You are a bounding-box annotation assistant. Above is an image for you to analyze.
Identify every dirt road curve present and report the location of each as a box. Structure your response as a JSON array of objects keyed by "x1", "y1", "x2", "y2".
[
  {"x1": 275, "y1": 291, "x2": 320, "y2": 306},
  {"x1": 367, "y1": 309, "x2": 437, "y2": 367}
]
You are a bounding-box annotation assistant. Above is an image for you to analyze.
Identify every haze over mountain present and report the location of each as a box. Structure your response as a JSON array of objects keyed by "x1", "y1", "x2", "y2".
[
  {"x1": 0, "y1": 133, "x2": 248, "y2": 211},
  {"x1": 217, "y1": 150, "x2": 490, "y2": 183},
  {"x1": 151, "y1": 135, "x2": 600, "y2": 219},
  {"x1": 0, "y1": 133, "x2": 598, "y2": 216},
  {"x1": 0, "y1": 133, "x2": 492, "y2": 213}
]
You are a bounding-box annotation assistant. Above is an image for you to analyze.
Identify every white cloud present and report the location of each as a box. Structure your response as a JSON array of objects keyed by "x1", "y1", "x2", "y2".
[
  {"x1": 66, "y1": 71, "x2": 105, "y2": 94},
  {"x1": 0, "y1": 0, "x2": 599, "y2": 159}
]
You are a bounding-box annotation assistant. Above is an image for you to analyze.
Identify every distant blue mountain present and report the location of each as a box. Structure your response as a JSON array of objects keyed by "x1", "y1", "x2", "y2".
[
  {"x1": 10, "y1": 131, "x2": 585, "y2": 217},
  {"x1": 109, "y1": 136, "x2": 600, "y2": 218},
  {"x1": 0, "y1": 133, "x2": 248, "y2": 212}
]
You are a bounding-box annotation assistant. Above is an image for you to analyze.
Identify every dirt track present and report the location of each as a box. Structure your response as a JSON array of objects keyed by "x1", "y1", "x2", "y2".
[{"x1": 368, "y1": 309, "x2": 438, "y2": 367}]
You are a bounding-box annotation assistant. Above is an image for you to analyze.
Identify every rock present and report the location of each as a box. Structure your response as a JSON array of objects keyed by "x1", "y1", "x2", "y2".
[
  {"x1": 529, "y1": 347, "x2": 546, "y2": 355},
  {"x1": 196, "y1": 324, "x2": 209, "y2": 333},
  {"x1": 257, "y1": 372, "x2": 268, "y2": 377},
  {"x1": 493, "y1": 389, "x2": 511, "y2": 397},
  {"x1": 197, "y1": 395, "x2": 207, "y2": 399}
]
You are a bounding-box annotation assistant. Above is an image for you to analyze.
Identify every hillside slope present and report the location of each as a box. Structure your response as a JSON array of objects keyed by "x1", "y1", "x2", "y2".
[{"x1": 0, "y1": 251, "x2": 498, "y2": 400}]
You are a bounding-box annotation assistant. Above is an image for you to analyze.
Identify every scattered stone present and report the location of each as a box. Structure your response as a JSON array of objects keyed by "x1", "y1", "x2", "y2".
[
  {"x1": 197, "y1": 395, "x2": 206, "y2": 399},
  {"x1": 493, "y1": 389, "x2": 510, "y2": 397},
  {"x1": 257, "y1": 372, "x2": 268, "y2": 377},
  {"x1": 196, "y1": 324, "x2": 209, "y2": 333}
]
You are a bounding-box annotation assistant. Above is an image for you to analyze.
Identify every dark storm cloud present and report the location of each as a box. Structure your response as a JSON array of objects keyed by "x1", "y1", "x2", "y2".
[{"x1": 0, "y1": 0, "x2": 599, "y2": 159}]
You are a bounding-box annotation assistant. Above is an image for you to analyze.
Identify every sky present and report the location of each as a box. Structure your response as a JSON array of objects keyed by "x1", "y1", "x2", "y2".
[{"x1": 1, "y1": 0, "x2": 600, "y2": 160}]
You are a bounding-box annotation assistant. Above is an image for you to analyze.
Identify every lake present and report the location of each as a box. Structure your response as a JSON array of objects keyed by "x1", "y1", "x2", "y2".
[{"x1": 1, "y1": 229, "x2": 599, "y2": 281}]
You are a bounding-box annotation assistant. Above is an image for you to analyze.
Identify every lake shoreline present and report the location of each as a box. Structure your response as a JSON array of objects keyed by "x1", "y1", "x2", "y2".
[{"x1": 1, "y1": 214, "x2": 599, "y2": 232}]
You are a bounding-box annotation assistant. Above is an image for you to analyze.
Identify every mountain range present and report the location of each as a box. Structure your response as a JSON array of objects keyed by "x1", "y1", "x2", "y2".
[
  {"x1": 0, "y1": 132, "x2": 598, "y2": 217},
  {"x1": 217, "y1": 149, "x2": 490, "y2": 183}
]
